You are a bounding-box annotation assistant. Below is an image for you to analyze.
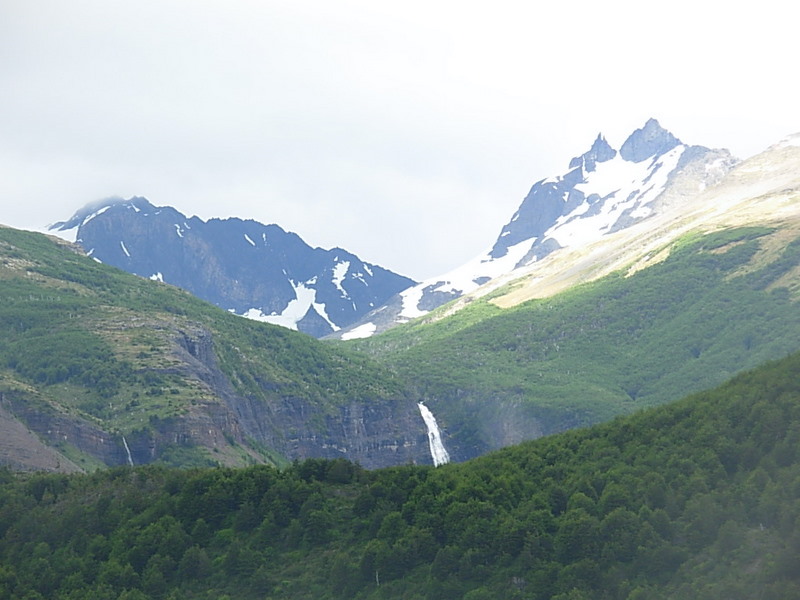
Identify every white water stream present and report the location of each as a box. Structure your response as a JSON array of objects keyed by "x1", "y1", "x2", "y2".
[
  {"x1": 121, "y1": 435, "x2": 134, "y2": 466},
  {"x1": 417, "y1": 402, "x2": 450, "y2": 466}
]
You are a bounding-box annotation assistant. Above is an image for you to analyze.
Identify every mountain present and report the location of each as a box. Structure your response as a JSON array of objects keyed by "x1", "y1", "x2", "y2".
[
  {"x1": 349, "y1": 132, "x2": 800, "y2": 460},
  {"x1": 0, "y1": 226, "x2": 434, "y2": 471},
  {"x1": 333, "y1": 118, "x2": 737, "y2": 339},
  {"x1": 6, "y1": 122, "x2": 800, "y2": 473},
  {"x1": 3, "y1": 349, "x2": 800, "y2": 598},
  {"x1": 48, "y1": 197, "x2": 415, "y2": 338}
]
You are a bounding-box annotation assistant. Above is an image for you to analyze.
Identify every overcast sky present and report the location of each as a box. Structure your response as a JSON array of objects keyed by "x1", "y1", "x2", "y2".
[{"x1": 1, "y1": 1, "x2": 797, "y2": 281}]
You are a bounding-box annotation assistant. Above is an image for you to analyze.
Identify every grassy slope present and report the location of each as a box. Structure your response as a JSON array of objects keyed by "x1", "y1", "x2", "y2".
[
  {"x1": 2, "y1": 347, "x2": 800, "y2": 598},
  {"x1": 0, "y1": 227, "x2": 405, "y2": 469},
  {"x1": 352, "y1": 226, "x2": 800, "y2": 455}
]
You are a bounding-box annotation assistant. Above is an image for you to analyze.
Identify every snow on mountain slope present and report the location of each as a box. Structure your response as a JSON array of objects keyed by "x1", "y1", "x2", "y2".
[
  {"x1": 485, "y1": 130, "x2": 800, "y2": 310},
  {"x1": 332, "y1": 119, "x2": 738, "y2": 339},
  {"x1": 48, "y1": 197, "x2": 416, "y2": 337}
]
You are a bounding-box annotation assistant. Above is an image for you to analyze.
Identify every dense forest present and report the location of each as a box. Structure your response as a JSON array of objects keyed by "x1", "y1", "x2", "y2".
[{"x1": 2, "y1": 349, "x2": 800, "y2": 599}]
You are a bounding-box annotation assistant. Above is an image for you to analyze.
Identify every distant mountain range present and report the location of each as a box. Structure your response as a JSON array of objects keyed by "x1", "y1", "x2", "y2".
[
  {"x1": 48, "y1": 198, "x2": 415, "y2": 337},
  {"x1": 45, "y1": 119, "x2": 744, "y2": 342}
]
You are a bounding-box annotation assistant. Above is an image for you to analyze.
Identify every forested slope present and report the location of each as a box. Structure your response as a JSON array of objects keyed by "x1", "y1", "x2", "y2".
[
  {"x1": 0, "y1": 226, "x2": 424, "y2": 470},
  {"x1": 353, "y1": 225, "x2": 800, "y2": 459},
  {"x1": 2, "y1": 350, "x2": 800, "y2": 599}
]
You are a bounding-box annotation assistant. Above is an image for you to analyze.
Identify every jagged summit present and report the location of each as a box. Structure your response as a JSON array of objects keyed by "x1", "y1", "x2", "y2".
[
  {"x1": 619, "y1": 117, "x2": 682, "y2": 163},
  {"x1": 333, "y1": 118, "x2": 738, "y2": 340},
  {"x1": 49, "y1": 196, "x2": 152, "y2": 235},
  {"x1": 568, "y1": 133, "x2": 617, "y2": 173},
  {"x1": 488, "y1": 118, "x2": 693, "y2": 263}
]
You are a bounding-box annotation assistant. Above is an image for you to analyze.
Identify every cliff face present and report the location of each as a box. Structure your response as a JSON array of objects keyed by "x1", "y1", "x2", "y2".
[
  {"x1": 0, "y1": 393, "x2": 83, "y2": 472},
  {"x1": 3, "y1": 390, "x2": 129, "y2": 470},
  {"x1": 169, "y1": 325, "x2": 429, "y2": 469},
  {"x1": 1, "y1": 324, "x2": 431, "y2": 471},
  {"x1": 0, "y1": 222, "x2": 432, "y2": 473}
]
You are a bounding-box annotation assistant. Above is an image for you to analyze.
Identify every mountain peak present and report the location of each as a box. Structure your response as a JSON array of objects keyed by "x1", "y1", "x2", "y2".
[
  {"x1": 49, "y1": 196, "x2": 155, "y2": 233},
  {"x1": 619, "y1": 118, "x2": 682, "y2": 163},
  {"x1": 56, "y1": 198, "x2": 415, "y2": 337},
  {"x1": 568, "y1": 133, "x2": 617, "y2": 172}
]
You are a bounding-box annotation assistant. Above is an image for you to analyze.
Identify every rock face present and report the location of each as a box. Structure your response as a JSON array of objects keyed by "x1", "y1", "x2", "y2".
[
  {"x1": 333, "y1": 118, "x2": 738, "y2": 339},
  {"x1": 0, "y1": 393, "x2": 83, "y2": 472},
  {"x1": 619, "y1": 117, "x2": 682, "y2": 163},
  {"x1": 3, "y1": 390, "x2": 131, "y2": 469},
  {"x1": 0, "y1": 323, "x2": 432, "y2": 471},
  {"x1": 166, "y1": 325, "x2": 429, "y2": 469},
  {"x1": 49, "y1": 198, "x2": 416, "y2": 338}
]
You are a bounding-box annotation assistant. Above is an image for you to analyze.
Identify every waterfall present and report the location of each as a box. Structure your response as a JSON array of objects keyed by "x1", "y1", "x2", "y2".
[
  {"x1": 417, "y1": 402, "x2": 450, "y2": 466},
  {"x1": 121, "y1": 435, "x2": 134, "y2": 466}
]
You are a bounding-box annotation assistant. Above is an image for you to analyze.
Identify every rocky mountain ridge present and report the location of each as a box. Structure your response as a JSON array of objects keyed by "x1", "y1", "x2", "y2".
[
  {"x1": 333, "y1": 118, "x2": 739, "y2": 339},
  {"x1": 48, "y1": 197, "x2": 415, "y2": 338}
]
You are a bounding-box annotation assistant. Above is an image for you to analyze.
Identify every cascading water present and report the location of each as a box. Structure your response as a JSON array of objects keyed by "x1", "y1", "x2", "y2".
[
  {"x1": 417, "y1": 402, "x2": 450, "y2": 466},
  {"x1": 121, "y1": 435, "x2": 134, "y2": 466}
]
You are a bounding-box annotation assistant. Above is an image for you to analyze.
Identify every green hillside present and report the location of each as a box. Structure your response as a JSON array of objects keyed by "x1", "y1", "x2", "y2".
[
  {"x1": 352, "y1": 225, "x2": 800, "y2": 458},
  {"x1": 2, "y1": 348, "x2": 800, "y2": 599},
  {"x1": 0, "y1": 226, "x2": 414, "y2": 470}
]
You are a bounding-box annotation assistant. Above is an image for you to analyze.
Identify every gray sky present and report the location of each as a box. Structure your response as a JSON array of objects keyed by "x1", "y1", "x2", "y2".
[{"x1": 1, "y1": 0, "x2": 797, "y2": 281}]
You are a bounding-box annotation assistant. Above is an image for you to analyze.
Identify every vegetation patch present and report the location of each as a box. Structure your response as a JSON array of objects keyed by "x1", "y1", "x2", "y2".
[
  {"x1": 2, "y1": 350, "x2": 800, "y2": 598},
  {"x1": 354, "y1": 227, "x2": 800, "y2": 455}
]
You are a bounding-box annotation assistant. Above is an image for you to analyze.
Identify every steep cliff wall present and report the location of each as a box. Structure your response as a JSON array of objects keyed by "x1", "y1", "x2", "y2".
[{"x1": 170, "y1": 325, "x2": 430, "y2": 469}]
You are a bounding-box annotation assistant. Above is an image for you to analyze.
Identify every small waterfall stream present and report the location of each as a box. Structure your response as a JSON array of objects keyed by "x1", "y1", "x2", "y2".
[
  {"x1": 417, "y1": 402, "x2": 450, "y2": 466},
  {"x1": 121, "y1": 435, "x2": 134, "y2": 466}
]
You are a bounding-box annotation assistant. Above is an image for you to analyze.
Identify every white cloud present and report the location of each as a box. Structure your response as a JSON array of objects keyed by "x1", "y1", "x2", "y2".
[{"x1": 0, "y1": 0, "x2": 798, "y2": 280}]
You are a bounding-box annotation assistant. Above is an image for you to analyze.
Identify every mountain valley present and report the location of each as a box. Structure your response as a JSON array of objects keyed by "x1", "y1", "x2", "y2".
[
  {"x1": 3, "y1": 347, "x2": 800, "y2": 598},
  {"x1": 4, "y1": 119, "x2": 800, "y2": 471},
  {"x1": 2, "y1": 119, "x2": 800, "y2": 598}
]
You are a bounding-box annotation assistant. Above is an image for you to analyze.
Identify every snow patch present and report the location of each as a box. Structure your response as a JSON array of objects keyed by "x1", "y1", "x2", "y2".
[
  {"x1": 341, "y1": 322, "x2": 377, "y2": 340},
  {"x1": 398, "y1": 238, "x2": 535, "y2": 320},
  {"x1": 244, "y1": 234, "x2": 255, "y2": 247},
  {"x1": 174, "y1": 224, "x2": 184, "y2": 238},
  {"x1": 437, "y1": 238, "x2": 534, "y2": 294},
  {"x1": 149, "y1": 272, "x2": 164, "y2": 282},
  {"x1": 399, "y1": 286, "x2": 427, "y2": 320},
  {"x1": 546, "y1": 145, "x2": 684, "y2": 248},
  {"x1": 241, "y1": 281, "x2": 340, "y2": 331},
  {"x1": 46, "y1": 225, "x2": 79, "y2": 243},
  {"x1": 120, "y1": 241, "x2": 131, "y2": 257},
  {"x1": 82, "y1": 205, "x2": 111, "y2": 226},
  {"x1": 332, "y1": 261, "x2": 350, "y2": 297}
]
